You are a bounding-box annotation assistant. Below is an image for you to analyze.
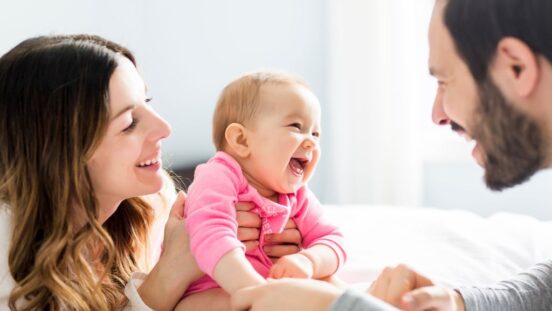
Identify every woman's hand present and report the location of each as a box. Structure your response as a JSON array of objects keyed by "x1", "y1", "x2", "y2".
[
  {"x1": 368, "y1": 264, "x2": 465, "y2": 311},
  {"x1": 138, "y1": 191, "x2": 203, "y2": 311},
  {"x1": 159, "y1": 191, "x2": 203, "y2": 280},
  {"x1": 231, "y1": 278, "x2": 343, "y2": 311},
  {"x1": 236, "y1": 202, "x2": 302, "y2": 262}
]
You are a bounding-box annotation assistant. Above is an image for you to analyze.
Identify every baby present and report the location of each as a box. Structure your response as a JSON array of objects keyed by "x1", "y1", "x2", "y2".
[{"x1": 184, "y1": 70, "x2": 346, "y2": 297}]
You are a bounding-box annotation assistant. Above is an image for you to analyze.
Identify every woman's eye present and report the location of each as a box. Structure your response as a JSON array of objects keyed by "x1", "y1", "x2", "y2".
[
  {"x1": 123, "y1": 118, "x2": 138, "y2": 132},
  {"x1": 288, "y1": 123, "x2": 301, "y2": 129},
  {"x1": 145, "y1": 96, "x2": 153, "y2": 104}
]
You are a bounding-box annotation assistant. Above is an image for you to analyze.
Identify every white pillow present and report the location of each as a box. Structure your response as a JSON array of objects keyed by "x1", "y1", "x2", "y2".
[{"x1": 323, "y1": 205, "x2": 552, "y2": 288}]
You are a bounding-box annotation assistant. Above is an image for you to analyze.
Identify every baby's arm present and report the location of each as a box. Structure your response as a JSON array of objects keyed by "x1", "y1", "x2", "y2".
[
  {"x1": 269, "y1": 245, "x2": 338, "y2": 279},
  {"x1": 186, "y1": 156, "x2": 266, "y2": 294},
  {"x1": 214, "y1": 249, "x2": 266, "y2": 294},
  {"x1": 270, "y1": 187, "x2": 346, "y2": 280},
  {"x1": 301, "y1": 244, "x2": 340, "y2": 277}
]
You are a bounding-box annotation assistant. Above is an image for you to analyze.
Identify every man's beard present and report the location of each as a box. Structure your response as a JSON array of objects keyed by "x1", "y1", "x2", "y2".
[{"x1": 471, "y1": 78, "x2": 546, "y2": 191}]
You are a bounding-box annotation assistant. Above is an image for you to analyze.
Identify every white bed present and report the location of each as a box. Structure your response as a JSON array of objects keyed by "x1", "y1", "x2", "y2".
[{"x1": 325, "y1": 205, "x2": 552, "y2": 288}]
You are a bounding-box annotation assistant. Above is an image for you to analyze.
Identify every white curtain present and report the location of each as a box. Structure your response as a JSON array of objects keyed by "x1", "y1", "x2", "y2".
[{"x1": 325, "y1": 0, "x2": 435, "y2": 206}]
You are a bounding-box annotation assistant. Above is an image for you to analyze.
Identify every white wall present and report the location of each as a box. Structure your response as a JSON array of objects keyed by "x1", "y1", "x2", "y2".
[
  {"x1": 325, "y1": 0, "x2": 552, "y2": 220},
  {"x1": 0, "y1": 0, "x2": 333, "y2": 199},
  {"x1": 326, "y1": 0, "x2": 431, "y2": 206},
  {"x1": 3, "y1": 0, "x2": 552, "y2": 220}
]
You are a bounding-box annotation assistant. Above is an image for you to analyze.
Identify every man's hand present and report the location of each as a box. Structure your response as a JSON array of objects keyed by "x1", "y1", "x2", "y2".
[
  {"x1": 368, "y1": 264, "x2": 465, "y2": 311},
  {"x1": 401, "y1": 287, "x2": 465, "y2": 311}
]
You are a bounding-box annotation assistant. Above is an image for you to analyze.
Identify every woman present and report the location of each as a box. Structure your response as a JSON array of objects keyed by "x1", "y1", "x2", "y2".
[{"x1": 0, "y1": 34, "x2": 300, "y2": 310}]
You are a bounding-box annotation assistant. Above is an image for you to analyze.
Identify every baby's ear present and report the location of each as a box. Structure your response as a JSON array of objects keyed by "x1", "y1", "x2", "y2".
[{"x1": 224, "y1": 123, "x2": 250, "y2": 158}]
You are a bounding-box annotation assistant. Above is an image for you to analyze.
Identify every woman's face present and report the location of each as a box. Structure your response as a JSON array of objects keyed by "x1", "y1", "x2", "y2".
[{"x1": 87, "y1": 57, "x2": 171, "y2": 221}]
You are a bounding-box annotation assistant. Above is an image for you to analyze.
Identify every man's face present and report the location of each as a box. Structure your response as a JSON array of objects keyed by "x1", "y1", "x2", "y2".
[{"x1": 428, "y1": 0, "x2": 545, "y2": 190}]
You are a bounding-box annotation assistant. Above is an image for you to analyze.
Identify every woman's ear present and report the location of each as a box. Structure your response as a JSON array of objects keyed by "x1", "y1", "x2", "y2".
[
  {"x1": 224, "y1": 123, "x2": 250, "y2": 158},
  {"x1": 493, "y1": 37, "x2": 539, "y2": 98}
]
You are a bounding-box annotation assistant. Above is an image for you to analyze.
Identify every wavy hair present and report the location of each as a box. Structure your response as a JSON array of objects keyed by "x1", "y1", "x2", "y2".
[{"x1": 0, "y1": 35, "x2": 155, "y2": 310}]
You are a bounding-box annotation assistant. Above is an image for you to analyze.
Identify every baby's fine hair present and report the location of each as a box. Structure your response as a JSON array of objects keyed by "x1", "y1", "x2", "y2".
[{"x1": 212, "y1": 70, "x2": 309, "y2": 151}]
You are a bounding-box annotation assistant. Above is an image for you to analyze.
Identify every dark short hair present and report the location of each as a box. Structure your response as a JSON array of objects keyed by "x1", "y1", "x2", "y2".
[{"x1": 444, "y1": 0, "x2": 552, "y2": 82}]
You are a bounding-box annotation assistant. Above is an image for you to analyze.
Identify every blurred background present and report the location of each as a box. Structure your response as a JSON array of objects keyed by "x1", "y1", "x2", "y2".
[{"x1": 3, "y1": 0, "x2": 552, "y2": 219}]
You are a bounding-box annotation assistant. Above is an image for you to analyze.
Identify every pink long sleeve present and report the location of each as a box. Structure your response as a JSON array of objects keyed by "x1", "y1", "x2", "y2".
[
  {"x1": 185, "y1": 152, "x2": 346, "y2": 287},
  {"x1": 291, "y1": 187, "x2": 347, "y2": 271},
  {"x1": 185, "y1": 154, "x2": 246, "y2": 277}
]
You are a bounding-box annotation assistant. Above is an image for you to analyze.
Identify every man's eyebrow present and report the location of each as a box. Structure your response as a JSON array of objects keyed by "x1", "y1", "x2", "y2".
[{"x1": 111, "y1": 105, "x2": 136, "y2": 121}]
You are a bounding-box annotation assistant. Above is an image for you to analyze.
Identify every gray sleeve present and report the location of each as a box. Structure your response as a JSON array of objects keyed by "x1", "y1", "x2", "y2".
[
  {"x1": 457, "y1": 261, "x2": 552, "y2": 311},
  {"x1": 328, "y1": 289, "x2": 400, "y2": 311}
]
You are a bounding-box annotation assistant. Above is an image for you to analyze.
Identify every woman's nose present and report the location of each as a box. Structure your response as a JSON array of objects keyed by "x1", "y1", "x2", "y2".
[{"x1": 148, "y1": 111, "x2": 172, "y2": 142}]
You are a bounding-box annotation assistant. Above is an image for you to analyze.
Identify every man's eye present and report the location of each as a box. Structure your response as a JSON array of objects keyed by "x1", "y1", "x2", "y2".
[{"x1": 288, "y1": 123, "x2": 301, "y2": 129}]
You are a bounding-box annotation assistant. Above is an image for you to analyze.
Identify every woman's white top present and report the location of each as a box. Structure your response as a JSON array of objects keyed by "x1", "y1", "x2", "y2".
[{"x1": 0, "y1": 190, "x2": 172, "y2": 311}]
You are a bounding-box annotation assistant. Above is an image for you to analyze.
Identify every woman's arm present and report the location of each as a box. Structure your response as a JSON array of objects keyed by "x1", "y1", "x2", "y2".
[
  {"x1": 137, "y1": 192, "x2": 203, "y2": 311},
  {"x1": 174, "y1": 288, "x2": 231, "y2": 311}
]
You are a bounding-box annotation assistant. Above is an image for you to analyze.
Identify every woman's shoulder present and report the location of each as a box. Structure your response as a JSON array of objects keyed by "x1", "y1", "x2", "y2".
[
  {"x1": 0, "y1": 202, "x2": 12, "y2": 256},
  {"x1": 0, "y1": 202, "x2": 15, "y2": 308}
]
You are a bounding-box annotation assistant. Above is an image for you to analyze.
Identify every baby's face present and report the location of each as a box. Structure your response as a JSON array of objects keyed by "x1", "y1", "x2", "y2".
[{"x1": 244, "y1": 83, "x2": 321, "y2": 195}]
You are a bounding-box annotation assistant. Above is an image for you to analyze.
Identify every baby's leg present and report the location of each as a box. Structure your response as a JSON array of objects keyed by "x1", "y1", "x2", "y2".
[{"x1": 174, "y1": 288, "x2": 230, "y2": 311}]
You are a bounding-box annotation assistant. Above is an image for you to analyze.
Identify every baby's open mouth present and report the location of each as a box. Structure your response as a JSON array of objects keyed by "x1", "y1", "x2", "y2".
[{"x1": 289, "y1": 158, "x2": 307, "y2": 176}]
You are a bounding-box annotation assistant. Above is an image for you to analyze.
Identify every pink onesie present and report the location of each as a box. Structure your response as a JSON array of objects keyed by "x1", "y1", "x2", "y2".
[{"x1": 184, "y1": 151, "x2": 347, "y2": 295}]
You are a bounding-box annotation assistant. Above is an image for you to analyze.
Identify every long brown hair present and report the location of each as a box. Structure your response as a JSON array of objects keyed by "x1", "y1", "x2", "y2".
[{"x1": 0, "y1": 35, "x2": 154, "y2": 310}]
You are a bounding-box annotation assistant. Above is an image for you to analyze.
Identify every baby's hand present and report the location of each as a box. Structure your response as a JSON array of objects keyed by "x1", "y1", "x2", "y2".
[{"x1": 269, "y1": 253, "x2": 314, "y2": 279}]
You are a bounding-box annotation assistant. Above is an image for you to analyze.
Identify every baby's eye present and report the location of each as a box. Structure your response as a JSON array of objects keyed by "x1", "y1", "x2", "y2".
[
  {"x1": 312, "y1": 131, "x2": 320, "y2": 138},
  {"x1": 288, "y1": 123, "x2": 301, "y2": 129}
]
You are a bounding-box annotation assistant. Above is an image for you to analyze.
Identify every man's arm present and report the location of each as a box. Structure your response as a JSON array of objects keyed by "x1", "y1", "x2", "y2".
[
  {"x1": 231, "y1": 278, "x2": 399, "y2": 311},
  {"x1": 457, "y1": 260, "x2": 552, "y2": 311}
]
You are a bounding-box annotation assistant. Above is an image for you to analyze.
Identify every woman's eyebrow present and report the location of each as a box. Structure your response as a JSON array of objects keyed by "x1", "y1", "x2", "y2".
[{"x1": 111, "y1": 105, "x2": 136, "y2": 121}]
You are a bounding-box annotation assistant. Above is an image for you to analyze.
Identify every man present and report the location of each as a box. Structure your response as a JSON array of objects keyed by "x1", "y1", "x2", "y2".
[{"x1": 231, "y1": 0, "x2": 552, "y2": 310}]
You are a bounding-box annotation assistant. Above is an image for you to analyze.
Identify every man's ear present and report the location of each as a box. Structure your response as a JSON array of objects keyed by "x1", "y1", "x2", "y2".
[
  {"x1": 493, "y1": 37, "x2": 539, "y2": 98},
  {"x1": 224, "y1": 123, "x2": 250, "y2": 158}
]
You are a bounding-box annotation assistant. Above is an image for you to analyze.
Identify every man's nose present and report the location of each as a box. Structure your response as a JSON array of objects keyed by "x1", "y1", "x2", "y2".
[{"x1": 432, "y1": 91, "x2": 450, "y2": 126}]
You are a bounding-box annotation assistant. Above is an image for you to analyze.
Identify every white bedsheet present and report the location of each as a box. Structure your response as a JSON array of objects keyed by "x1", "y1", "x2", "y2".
[{"x1": 324, "y1": 205, "x2": 552, "y2": 288}]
